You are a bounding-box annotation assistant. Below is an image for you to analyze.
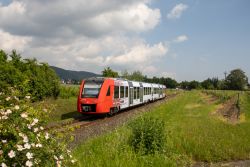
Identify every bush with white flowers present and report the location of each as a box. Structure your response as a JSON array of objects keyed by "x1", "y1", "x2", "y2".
[{"x1": 0, "y1": 89, "x2": 76, "y2": 167}]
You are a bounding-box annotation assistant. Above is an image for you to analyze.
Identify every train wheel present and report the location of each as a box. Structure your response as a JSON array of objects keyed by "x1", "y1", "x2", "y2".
[{"x1": 108, "y1": 108, "x2": 115, "y2": 116}]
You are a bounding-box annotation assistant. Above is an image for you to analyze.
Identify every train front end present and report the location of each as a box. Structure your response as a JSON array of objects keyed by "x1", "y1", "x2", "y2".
[{"x1": 77, "y1": 78, "x2": 113, "y2": 114}]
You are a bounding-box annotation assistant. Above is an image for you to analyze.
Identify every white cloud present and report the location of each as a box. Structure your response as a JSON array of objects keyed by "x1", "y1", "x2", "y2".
[
  {"x1": 167, "y1": 3, "x2": 188, "y2": 19},
  {"x1": 174, "y1": 35, "x2": 188, "y2": 43},
  {"x1": 106, "y1": 42, "x2": 168, "y2": 65},
  {"x1": 160, "y1": 71, "x2": 176, "y2": 79},
  {"x1": 0, "y1": 29, "x2": 31, "y2": 52},
  {"x1": 0, "y1": 0, "x2": 167, "y2": 76},
  {"x1": 0, "y1": 1, "x2": 160, "y2": 38}
]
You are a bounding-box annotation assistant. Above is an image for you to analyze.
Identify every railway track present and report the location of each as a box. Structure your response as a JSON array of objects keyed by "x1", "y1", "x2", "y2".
[{"x1": 47, "y1": 93, "x2": 179, "y2": 135}]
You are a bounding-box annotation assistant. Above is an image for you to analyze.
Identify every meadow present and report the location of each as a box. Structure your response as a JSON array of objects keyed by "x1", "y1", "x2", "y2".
[
  {"x1": 72, "y1": 90, "x2": 250, "y2": 166},
  {"x1": 33, "y1": 84, "x2": 81, "y2": 122}
]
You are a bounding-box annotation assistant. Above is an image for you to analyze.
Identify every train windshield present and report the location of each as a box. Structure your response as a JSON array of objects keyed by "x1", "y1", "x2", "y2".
[{"x1": 82, "y1": 80, "x2": 103, "y2": 98}]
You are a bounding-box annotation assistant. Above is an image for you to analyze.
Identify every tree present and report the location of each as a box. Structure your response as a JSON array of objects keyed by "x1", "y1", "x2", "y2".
[
  {"x1": 130, "y1": 71, "x2": 144, "y2": 81},
  {"x1": 225, "y1": 68, "x2": 248, "y2": 90},
  {"x1": 201, "y1": 78, "x2": 214, "y2": 89},
  {"x1": 0, "y1": 50, "x2": 8, "y2": 63},
  {"x1": 0, "y1": 49, "x2": 60, "y2": 100},
  {"x1": 102, "y1": 67, "x2": 119, "y2": 78},
  {"x1": 121, "y1": 70, "x2": 130, "y2": 79},
  {"x1": 180, "y1": 81, "x2": 190, "y2": 90},
  {"x1": 164, "y1": 77, "x2": 178, "y2": 89},
  {"x1": 189, "y1": 80, "x2": 201, "y2": 90}
]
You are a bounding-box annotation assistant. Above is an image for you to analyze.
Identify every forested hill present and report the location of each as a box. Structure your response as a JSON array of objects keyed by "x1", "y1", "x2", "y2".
[{"x1": 51, "y1": 66, "x2": 101, "y2": 81}]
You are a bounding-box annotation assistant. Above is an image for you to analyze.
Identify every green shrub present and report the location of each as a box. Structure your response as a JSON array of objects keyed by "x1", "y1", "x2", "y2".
[
  {"x1": 0, "y1": 50, "x2": 60, "y2": 101},
  {"x1": 0, "y1": 89, "x2": 76, "y2": 166},
  {"x1": 128, "y1": 115, "x2": 166, "y2": 155}
]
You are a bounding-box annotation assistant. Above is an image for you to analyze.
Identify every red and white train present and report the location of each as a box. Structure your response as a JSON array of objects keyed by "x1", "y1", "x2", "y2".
[{"x1": 77, "y1": 77, "x2": 166, "y2": 115}]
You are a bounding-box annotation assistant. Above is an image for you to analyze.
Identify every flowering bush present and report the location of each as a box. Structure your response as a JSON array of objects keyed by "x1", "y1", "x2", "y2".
[{"x1": 0, "y1": 89, "x2": 76, "y2": 166}]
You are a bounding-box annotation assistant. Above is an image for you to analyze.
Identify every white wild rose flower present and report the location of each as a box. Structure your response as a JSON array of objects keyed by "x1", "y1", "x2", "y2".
[
  {"x1": 8, "y1": 150, "x2": 16, "y2": 158},
  {"x1": 19, "y1": 132, "x2": 25, "y2": 137},
  {"x1": 53, "y1": 155, "x2": 58, "y2": 160},
  {"x1": 24, "y1": 143, "x2": 31, "y2": 149},
  {"x1": 2, "y1": 140, "x2": 7, "y2": 143},
  {"x1": 1, "y1": 163, "x2": 7, "y2": 167},
  {"x1": 45, "y1": 132, "x2": 49, "y2": 139},
  {"x1": 33, "y1": 118, "x2": 39, "y2": 123},
  {"x1": 14, "y1": 105, "x2": 20, "y2": 110},
  {"x1": 59, "y1": 155, "x2": 64, "y2": 160},
  {"x1": 40, "y1": 126, "x2": 44, "y2": 130},
  {"x1": 33, "y1": 128, "x2": 39, "y2": 133},
  {"x1": 23, "y1": 136, "x2": 29, "y2": 143},
  {"x1": 56, "y1": 160, "x2": 61, "y2": 167},
  {"x1": 14, "y1": 96, "x2": 19, "y2": 101},
  {"x1": 31, "y1": 143, "x2": 35, "y2": 147},
  {"x1": 0, "y1": 150, "x2": 3, "y2": 155},
  {"x1": 27, "y1": 124, "x2": 32, "y2": 129},
  {"x1": 25, "y1": 160, "x2": 33, "y2": 167},
  {"x1": 25, "y1": 95, "x2": 31, "y2": 99},
  {"x1": 26, "y1": 152, "x2": 33, "y2": 159},
  {"x1": 1, "y1": 115, "x2": 8, "y2": 119},
  {"x1": 36, "y1": 143, "x2": 42, "y2": 148},
  {"x1": 21, "y1": 113, "x2": 28, "y2": 118},
  {"x1": 6, "y1": 109, "x2": 12, "y2": 114},
  {"x1": 5, "y1": 97, "x2": 11, "y2": 101},
  {"x1": 17, "y1": 144, "x2": 24, "y2": 151}
]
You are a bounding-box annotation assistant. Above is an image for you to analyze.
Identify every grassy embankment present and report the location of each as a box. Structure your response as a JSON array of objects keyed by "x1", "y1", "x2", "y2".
[
  {"x1": 33, "y1": 84, "x2": 81, "y2": 122},
  {"x1": 73, "y1": 90, "x2": 250, "y2": 167}
]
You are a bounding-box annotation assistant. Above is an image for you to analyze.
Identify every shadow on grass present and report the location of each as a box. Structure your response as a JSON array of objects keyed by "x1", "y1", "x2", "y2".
[{"x1": 61, "y1": 111, "x2": 82, "y2": 120}]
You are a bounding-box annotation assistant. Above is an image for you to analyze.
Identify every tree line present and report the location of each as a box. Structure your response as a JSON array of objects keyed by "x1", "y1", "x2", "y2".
[
  {"x1": 0, "y1": 50, "x2": 60, "y2": 101},
  {"x1": 102, "y1": 67, "x2": 249, "y2": 91}
]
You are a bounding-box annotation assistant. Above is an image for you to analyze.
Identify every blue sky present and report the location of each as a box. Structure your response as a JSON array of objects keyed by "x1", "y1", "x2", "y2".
[
  {"x1": 145, "y1": 0, "x2": 250, "y2": 81},
  {"x1": 0, "y1": 0, "x2": 249, "y2": 81}
]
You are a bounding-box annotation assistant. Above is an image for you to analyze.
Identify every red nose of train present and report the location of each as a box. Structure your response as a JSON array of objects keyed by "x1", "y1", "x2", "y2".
[{"x1": 82, "y1": 98, "x2": 98, "y2": 104}]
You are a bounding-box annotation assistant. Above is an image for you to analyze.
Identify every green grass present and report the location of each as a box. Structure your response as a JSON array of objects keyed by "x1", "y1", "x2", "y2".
[
  {"x1": 202, "y1": 90, "x2": 241, "y2": 103},
  {"x1": 33, "y1": 97, "x2": 81, "y2": 122},
  {"x1": 72, "y1": 91, "x2": 250, "y2": 166},
  {"x1": 32, "y1": 84, "x2": 81, "y2": 122},
  {"x1": 59, "y1": 84, "x2": 79, "y2": 99}
]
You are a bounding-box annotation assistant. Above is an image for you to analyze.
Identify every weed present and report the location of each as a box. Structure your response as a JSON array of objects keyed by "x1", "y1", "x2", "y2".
[{"x1": 128, "y1": 115, "x2": 166, "y2": 155}]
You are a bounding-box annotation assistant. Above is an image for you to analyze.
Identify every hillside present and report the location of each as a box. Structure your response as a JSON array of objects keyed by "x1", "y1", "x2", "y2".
[{"x1": 50, "y1": 66, "x2": 101, "y2": 81}]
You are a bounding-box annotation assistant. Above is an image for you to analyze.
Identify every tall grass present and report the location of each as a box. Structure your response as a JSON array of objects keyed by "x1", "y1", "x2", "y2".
[
  {"x1": 59, "y1": 84, "x2": 79, "y2": 99},
  {"x1": 202, "y1": 90, "x2": 240, "y2": 103}
]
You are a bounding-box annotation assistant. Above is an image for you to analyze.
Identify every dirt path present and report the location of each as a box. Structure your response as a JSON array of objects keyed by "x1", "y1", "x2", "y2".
[
  {"x1": 193, "y1": 160, "x2": 250, "y2": 167},
  {"x1": 201, "y1": 92, "x2": 240, "y2": 124},
  {"x1": 65, "y1": 94, "x2": 178, "y2": 148}
]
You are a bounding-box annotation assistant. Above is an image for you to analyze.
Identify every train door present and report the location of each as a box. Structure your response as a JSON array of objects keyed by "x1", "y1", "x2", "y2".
[
  {"x1": 128, "y1": 82, "x2": 133, "y2": 106},
  {"x1": 151, "y1": 86, "x2": 153, "y2": 100},
  {"x1": 158, "y1": 86, "x2": 160, "y2": 98},
  {"x1": 139, "y1": 83, "x2": 143, "y2": 103}
]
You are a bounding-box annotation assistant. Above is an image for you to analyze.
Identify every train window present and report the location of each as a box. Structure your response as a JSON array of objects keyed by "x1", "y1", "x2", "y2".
[
  {"x1": 82, "y1": 82, "x2": 102, "y2": 98},
  {"x1": 125, "y1": 86, "x2": 128, "y2": 97},
  {"x1": 114, "y1": 86, "x2": 119, "y2": 98},
  {"x1": 120, "y1": 86, "x2": 124, "y2": 98},
  {"x1": 106, "y1": 86, "x2": 110, "y2": 96}
]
